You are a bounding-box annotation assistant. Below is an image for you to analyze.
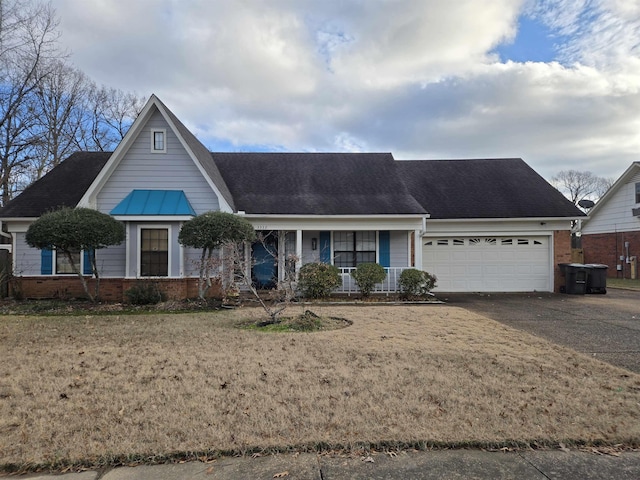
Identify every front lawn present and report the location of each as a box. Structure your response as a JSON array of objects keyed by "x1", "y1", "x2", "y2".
[{"x1": 1, "y1": 305, "x2": 639, "y2": 472}]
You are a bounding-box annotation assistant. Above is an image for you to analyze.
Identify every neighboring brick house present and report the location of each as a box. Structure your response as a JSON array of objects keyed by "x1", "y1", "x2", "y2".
[
  {"x1": 0, "y1": 95, "x2": 584, "y2": 300},
  {"x1": 581, "y1": 162, "x2": 640, "y2": 278}
]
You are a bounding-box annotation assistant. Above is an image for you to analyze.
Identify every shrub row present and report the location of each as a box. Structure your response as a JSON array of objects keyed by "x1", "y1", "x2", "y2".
[
  {"x1": 123, "y1": 264, "x2": 437, "y2": 305},
  {"x1": 298, "y1": 262, "x2": 437, "y2": 299}
]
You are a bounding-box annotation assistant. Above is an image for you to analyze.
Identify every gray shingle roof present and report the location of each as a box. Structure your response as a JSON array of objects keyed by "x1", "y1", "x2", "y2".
[
  {"x1": 0, "y1": 152, "x2": 583, "y2": 221},
  {"x1": 0, "y1": 152, "x2": 111, "y2": 217},
  {"x1": 213, "y1": 152, "x2": 427, "y2": 215},
  {"x1": 396, "y1": 158, "x2": 585, "y2": 219}
]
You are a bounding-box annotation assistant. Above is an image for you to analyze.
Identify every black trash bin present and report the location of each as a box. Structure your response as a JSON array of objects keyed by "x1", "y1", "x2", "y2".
[
  {"x1": 558, "y1": 263, "x2": 587, "y2": 295},
  {"x1": 585, "y1": 264, "x2": 608, "y2": 294}
]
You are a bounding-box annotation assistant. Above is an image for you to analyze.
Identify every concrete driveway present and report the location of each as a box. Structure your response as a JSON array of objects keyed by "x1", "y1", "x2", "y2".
[{"x1": 440, "y1": 288, "x2": 640, "y2": 373}]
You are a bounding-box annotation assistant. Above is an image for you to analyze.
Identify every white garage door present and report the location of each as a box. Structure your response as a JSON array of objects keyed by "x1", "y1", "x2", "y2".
[{"x1": 422, "y1": 236, "x2": 551, "y2": 292}]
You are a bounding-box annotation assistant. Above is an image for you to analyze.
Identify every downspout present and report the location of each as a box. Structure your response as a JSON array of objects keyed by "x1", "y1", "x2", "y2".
[
  {"x1": 421, "y1": 214, "x2": 430, "y2": 235},
  {"x1": 0, "y1": 221, "x2": 11, "y2": 239}
]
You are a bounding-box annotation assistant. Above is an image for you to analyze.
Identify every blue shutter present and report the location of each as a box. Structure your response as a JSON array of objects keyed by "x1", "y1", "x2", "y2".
[
  {"x1": 379, "y1": 231, "x2": 390, "y2": 268},
  {"x1": 41, "y1": 248, "x2": 53, "y2": 275},
  {"x1": 319, "y1": 231, "x2": 331, "y2": 264},
  {"x1": 83, "y1": 250, "x2": 93, "y2": 275}
]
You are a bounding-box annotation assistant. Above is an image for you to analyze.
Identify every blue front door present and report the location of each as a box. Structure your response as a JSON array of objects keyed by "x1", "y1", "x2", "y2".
[{"x1": 252, "y1": 235, "x2": 277, "y2": 289}]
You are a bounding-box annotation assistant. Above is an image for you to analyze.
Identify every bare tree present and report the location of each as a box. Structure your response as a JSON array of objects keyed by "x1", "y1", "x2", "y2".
[
  {"x1": 75, "y1": 85, "x2": 144, "y2": 152},
  {"x1": 0, "y1": 0, "x2": 62, "y2": 204},
  {"x1": 30, "y1": 59, "x2": 89, "y2": 179},
  {"x1": 224, "y1": 232, "x2": 299, "y2": 324},
  {"x1": 551, "y1": 170, "x2": 614, "y2": 208}
]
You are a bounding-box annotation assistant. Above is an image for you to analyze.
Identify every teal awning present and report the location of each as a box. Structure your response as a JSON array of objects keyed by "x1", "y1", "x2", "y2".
[{"x1": 110, "y1": 190, "x2": 196, "y2": 216}]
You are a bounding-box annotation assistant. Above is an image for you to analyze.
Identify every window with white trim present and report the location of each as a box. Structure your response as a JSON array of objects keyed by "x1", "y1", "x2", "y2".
[
  {"x1": 333, "y1": 231, "x2": 376, "y2": 268},
  {"x1": 151, "y1": 129, "x2": 166, "y2": 153},
  {"x1": 55, "y1": 249, "x2": 80, "y2": 274},
  {"x1": 140, "y1": 228, "x2": 168, "y2": 276}
]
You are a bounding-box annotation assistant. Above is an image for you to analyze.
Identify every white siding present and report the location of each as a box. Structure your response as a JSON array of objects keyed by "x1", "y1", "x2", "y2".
[
  {"x1": 389, "y1": 231, "x2": 409, "y2": 267},
  {"x1": 184, "y1": 246, "x2": 204, "y2": 277},
  {"x1": 302, "y1": 231, "x2": 323, "y2": 264},
  {"x1": 582, "y1": 172, "x2": 640, "y2": 234},
  {"x1": 95, "y1": 243, "x2": 126, "y2": 277},
  {"x1": 14, "y1": 232, "x2": 41, "y2": 276},
  {"x1": 96, "y1": 110, "x2": 220, "y2": 214}
]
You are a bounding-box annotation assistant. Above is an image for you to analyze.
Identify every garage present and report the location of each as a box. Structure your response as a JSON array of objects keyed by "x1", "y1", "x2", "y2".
[{"x1": 422, "y1": 236, "x2": 551, "y2": 292}]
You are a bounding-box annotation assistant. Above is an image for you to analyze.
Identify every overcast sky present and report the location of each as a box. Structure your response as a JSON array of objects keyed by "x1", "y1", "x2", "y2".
[{"x1": 53, "y1": 0, "x2": 640, "y2": 181}]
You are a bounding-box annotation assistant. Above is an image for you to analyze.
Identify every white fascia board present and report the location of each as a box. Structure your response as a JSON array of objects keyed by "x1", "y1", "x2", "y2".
[
  {"x1": 427, "y1": 217, "x2": 583, "y2": 223},
  {"x1": 153, "y1": 101, "x2": 233, "y2": 213},
  {"x1": 241, "y1": 214, "x2": 425, "y2": 231},
  {"x1": 2, "y1": 218, "x2": 37, "y2": 233},
  {"x1": 423, "y1": 217, "x2": 572, "y2": 237},
  {"x1": 241, "y1": 214, "x2": 425, "y2": 219}
]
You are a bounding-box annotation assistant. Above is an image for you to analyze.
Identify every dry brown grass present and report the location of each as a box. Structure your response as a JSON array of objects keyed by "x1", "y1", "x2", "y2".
[{"x1": 1, "y1": 305, "x2": 640, "y2": 469}]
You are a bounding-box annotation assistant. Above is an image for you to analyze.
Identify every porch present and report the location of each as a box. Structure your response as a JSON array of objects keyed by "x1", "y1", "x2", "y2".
[
  {"x1": 248, "y1": 228, "x2": 421, "y2": 295},
  {"x1": 336, "y1": 267, "x2": 408, "y2": 295}
]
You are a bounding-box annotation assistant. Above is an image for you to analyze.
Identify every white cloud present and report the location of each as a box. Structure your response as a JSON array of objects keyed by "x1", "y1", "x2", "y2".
[{"x1": 52, "y1": 0, "x2": 640, "y2": 180}]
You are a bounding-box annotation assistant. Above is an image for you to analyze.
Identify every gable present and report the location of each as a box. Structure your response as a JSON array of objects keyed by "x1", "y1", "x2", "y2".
[
  {"x1": 582, "y1": 167, "x2": 640, "y2": 234},
  {"x1": 96, "y1": 109, "x2": 220, "y2": 214},
  {"x1": 79, "y1": 95, "x2": 234, "y2": 214}
]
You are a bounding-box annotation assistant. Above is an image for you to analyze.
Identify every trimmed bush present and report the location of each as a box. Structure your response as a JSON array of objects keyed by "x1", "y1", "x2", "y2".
[
  {"x1": 124, "y1": 282, "x2": 166, "y2": 305},
  {"x1": 351, "y1": 263, "x2": 386, "y2": 297},
  {"x1": 398, "y1": 268, "x2": 437, "y2": 299},
  {"x1": 298, "y1": 263, "x2": 342, "y2": 299}
]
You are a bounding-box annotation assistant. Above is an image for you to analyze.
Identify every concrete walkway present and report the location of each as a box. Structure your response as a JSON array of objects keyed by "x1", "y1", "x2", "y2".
[{"x1": 17, "y1": 450, "x2": 640, "y2": 479}]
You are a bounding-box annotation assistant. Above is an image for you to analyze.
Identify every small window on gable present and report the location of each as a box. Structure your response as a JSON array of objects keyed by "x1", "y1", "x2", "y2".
[
  {"x1": 636, "y1": 182, "x2": 640, "y2": 204},
  {"x1": 151, "y1": 129, "x2": 166, "y2": 153}
]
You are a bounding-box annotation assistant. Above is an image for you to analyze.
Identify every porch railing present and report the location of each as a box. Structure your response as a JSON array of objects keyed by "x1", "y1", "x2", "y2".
[{"x1": 336, "y1": 267, "x2": 408, "y2": 296}]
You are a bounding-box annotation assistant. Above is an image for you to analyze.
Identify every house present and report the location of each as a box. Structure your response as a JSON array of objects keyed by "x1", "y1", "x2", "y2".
[
  {"x1": 0, "y1": 95, "x2": 583, "y2": 300},
  {"x1": 581, "y1": 162, "x2": 640, "y2": 278}
]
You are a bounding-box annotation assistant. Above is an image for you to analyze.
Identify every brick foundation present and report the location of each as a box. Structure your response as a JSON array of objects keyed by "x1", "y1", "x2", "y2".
[
  {"x1": 13, "y1": 276, "x2": 223, "y2": 302},
  {"x1": 582, "y1": 231, "x2": 640, "y2": 278},
  {"x1": 553, "y1": 230, "x2": 572, "y2": 293}
]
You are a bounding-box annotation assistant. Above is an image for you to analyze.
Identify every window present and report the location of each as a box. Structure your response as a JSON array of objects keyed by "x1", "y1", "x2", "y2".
[
  {"x1": 56, "y1": 249, "x2": 80, "y2": 274},
  {"x1": 636, "y1": 182, "x2": 640, "y2": 204},
  {"x1": 334, "y1": 231, "x2": 376, "y2": 268},
  {"x1": 151, "y1": 129, "x2": 166, "y2": 153},
  {"x1": 140, "y1": 228, "x2": 168, "y2": 276}
]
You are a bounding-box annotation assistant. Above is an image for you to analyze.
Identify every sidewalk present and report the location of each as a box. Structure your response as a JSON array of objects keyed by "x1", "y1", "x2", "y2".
[{"x1": 18, "y1": 449, "x2": 640, "y2": 480}]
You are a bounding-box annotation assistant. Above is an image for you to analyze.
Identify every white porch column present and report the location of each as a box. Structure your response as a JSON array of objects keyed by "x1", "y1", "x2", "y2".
[
  {"x1": 414, "y1": 229, "x2": 422, "y2": 269},
  {"x1": 296, "y1": 229, "x2": 303, "y2": 272}
]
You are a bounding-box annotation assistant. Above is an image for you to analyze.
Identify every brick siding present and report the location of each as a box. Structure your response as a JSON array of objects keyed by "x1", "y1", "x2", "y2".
[
  {"x1": 13, "y1": 277, "x2": 222, "y2": 302},
  {"x1": 582, "y1": 231, "x2": 640, "y2": 278},
  {"x1": 553, "y1": 230, "x2": 572, "y2": 293}
]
